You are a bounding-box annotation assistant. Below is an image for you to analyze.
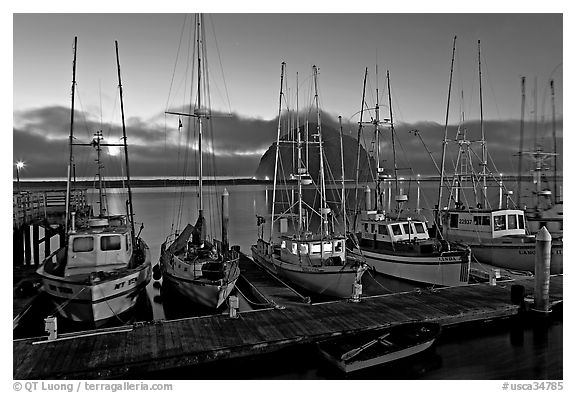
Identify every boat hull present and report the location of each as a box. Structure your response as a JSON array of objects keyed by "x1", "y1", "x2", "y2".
[
  {"x1": 160, "y1": 251, "x2": 240, "y2": 309},
  {"x1": 251, "y1": 245, "x2": 359, "y2": 298},
  {"x1": 469, "y1": 241, "x2": 563, "y2": 274},
  {"x1": 317, "y1": 322, "x2": 441, "y2": 373},
  {"x1": 36, "y1": 246, "x2": 152, "y2": 323},
  {"x1": 353, "y1": 249, "x2": 470, "y2": 287}
]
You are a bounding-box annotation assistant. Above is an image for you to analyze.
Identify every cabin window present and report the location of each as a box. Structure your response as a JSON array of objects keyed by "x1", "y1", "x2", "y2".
[
  {"x1": 378, "y1": 225, "x2": 388, "y2": 235},
  {"x1": 335, "y1": 241, "x2": 342, "y2": 252},
  {"x1": 311, "y1": 243, "x2": 321, "y2": 254},
  {"x1": 391, "y1": 224, "x2": 402, "y2": 236},
  {"x1": 101, "y1": 235, "x2": 122, "y2": 251},
  {"x1": 323, "y1": 242, "x2": 333, "y2": 252},
  {"x1": 371, "y1": 224, "x2": 375, "y2": 233},
  {"x1": 494, "y1": 215, "x2": 506, "y2": 231},
  {"x1": 414, "y1": 222, "x2": 426, "y2": 234},
  {"x1": 508, "y1": 214, "x2": 518, "y2": 230},
  {"x1": 450, "y1": 214, "x2": 459, "y2": 228},
  {"x1": 125, "y1": 234, "x2": 132, "y2": 253},
  {"x1": 364, "y1": 223, "x2": 369, "y2": 232},
  {"x1": 518, "y1": 215, "x2": 525, "y2": 230},
  {"x1": 482, "y1": 216, "x2": 491, "y2": 226},
  {"x1": 299, "y1": 243, "x2": 309, "y2": 254},
  {"x1": 72, "y1": 236, "x2": 94, "y2": 252},
  {"x1": 281, "y1": 240, "x2": 286, "y2": 249},
  {"x1": 292, "y1": 243, "x2": 298, "y2": 254},
  {"x1": 402, "y1": 223, "x2": 412, "y2": 234},
  {"x1": 474, "y1": 216, "x2": 482, "y2": 225}
]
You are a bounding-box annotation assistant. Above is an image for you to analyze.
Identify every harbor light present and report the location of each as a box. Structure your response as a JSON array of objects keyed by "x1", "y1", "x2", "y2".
[{"x1": 15, "y1": 161, "x2": 25, "y2": 194}]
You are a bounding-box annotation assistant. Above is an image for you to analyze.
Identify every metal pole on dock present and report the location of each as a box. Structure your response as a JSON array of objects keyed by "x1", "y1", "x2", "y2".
[{"x1": 534, "y1": 226, "x2": 551, "y2": 314}]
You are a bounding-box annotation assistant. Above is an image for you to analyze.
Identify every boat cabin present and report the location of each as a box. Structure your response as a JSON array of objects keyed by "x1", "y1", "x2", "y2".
[
  {"x1": 358, "y1": 211, "x2": 430, "y2": 243},
  {"x1": 64, "y1": 218, "x2": 133, "y2": 277},
  {"x1": 279, "y1": 235, "x2": 346, "y2": 267},
  {"x1": 443, "y1": 208, "x2": 527, "y2": 241}
]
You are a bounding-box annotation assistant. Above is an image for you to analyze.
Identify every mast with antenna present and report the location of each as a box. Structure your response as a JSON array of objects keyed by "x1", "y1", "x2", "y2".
[
  {"x1": 313, "y1": 65, "x2": 329, "y2": 238},
  {"x1": 517, "y1": 76, "x2": 526, "y2": 206},
  {"x1": 65, "y1": 36, "x2": 78, "y2": 235},
  {"x1": 478, "y1": 40, "x2": 487, "y2": 208},
  {"x1": 550, "y1": 79, "x2": 558, "y2": 203},
  {"x1": 437, "y1": 36, "x2": 456, "y2": 226},
  {"x1": 354, "y1": 68, "x2": 368, "y2": 229},
  {"x1": 339, "y1": 116, "x2": 347, "y2": 231},
  {"x1": 270, "y1": 62, "x2": 286, "y2": 242},
  {"x1": 115, "y1": 40, "x2": 136, "y2": 241}
]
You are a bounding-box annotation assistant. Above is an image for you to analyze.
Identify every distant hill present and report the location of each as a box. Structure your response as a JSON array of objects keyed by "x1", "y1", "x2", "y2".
[{"x1": 254, "y1": 123, "x2": 375, "y2": 182}]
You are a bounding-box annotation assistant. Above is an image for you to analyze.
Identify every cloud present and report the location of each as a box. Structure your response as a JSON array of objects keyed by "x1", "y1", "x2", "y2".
[{"x1": 13, "y1": 104, "x2": 562, "y2": 180}]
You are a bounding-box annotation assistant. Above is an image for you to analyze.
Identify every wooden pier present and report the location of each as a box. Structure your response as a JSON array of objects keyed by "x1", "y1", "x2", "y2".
[
  {"x1": 12, "y1": 189, "x2": 88, "y2": 267},
  {"x1": 13, "y1": 255, "x2": 563, "y2": 380}
]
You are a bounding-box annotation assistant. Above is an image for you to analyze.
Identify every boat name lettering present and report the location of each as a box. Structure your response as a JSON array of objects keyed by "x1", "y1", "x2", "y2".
[
  {"x1": 438, "y1": 257, "x2": 458, "y2": 262},
  {"x1": 458, "y1": 219, "x2": 472, "y2": 225},
  {"x1": 114, "y1": 277, "x2": 138, "y2": 290}
]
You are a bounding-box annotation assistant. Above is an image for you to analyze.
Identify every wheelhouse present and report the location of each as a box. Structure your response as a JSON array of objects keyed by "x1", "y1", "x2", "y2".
[
  {"x1": 279, "y1": 236, "x2": 346, "y2": 267},
  {"x1": 358, "y1": 211, "x2": 430, "y2": 243},
  {"x1": 65, "y1": 219, "x2": 133, "y2": 277},
  {"x1": 444, "y1": 209, "x2": 527, "y2": 239}
]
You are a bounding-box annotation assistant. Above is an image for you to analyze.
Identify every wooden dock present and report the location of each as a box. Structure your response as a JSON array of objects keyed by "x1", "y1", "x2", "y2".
[{"x1": 13, "y1": 255, "x2": 562, "y2": 380}]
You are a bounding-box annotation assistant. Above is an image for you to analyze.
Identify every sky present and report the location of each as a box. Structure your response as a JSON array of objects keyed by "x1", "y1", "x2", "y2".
[{"x1": 11, "y1": 7, "x2": 565, "y2": 180}]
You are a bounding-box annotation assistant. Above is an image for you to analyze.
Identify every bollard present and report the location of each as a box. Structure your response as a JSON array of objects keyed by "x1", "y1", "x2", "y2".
[
  {"x1": 351, "y1": 283, "x2": 362, "y2": 303},
  {"x1": 229, "y1": 296, "x2": 239, "y2": 319},
  {"x1": 534, "y1": 226, "x2": 551, "y2": 314},
  {"x1": 44, "y1": 316, "x2": 58, "y2": 340}
]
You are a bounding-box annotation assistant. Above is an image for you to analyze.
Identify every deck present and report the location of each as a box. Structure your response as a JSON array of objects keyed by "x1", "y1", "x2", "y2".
[{"x1": 13, "y1": 254, "x2": 562, "y2": 380}]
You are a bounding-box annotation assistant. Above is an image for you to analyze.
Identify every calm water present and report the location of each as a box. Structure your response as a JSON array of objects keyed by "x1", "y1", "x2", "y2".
[{"x1": 16, "y1": 182, "x2": 563, "y2": 379}]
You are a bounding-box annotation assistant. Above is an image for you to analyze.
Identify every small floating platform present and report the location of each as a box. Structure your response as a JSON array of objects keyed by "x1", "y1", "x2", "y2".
[{"x1": 13, "y1": 255, "x2": 562, "y2": 380}]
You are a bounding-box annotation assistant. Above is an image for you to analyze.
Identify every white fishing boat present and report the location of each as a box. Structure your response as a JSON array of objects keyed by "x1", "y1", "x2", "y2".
[
  {"x1": 351, "y1": 66, "x2": 470, "y2": 287},
  {"x1": 252, "y1": 63, "x2": 367, "y2": 299},
  {"x1": 156, "y1": 14, "x2": 240, "y2": 309},
  {"x1": 317, "y1": 322, "x2": 441, "y2": 374},
  {"x1": 37, "y1": 38, "x2": 152, "y2": 323},
  {"x1": 437, "y1": 40, "x2": 562, "y2": 274}
]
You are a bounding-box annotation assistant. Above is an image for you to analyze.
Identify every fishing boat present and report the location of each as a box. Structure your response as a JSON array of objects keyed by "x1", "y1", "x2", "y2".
[
  {"x1": 349, "y1": 66, "x2": 471, "y2": 287},
  {"x1": 156, "y1": 14, "x2": 240, "y2": 309},
  {"x1": 252, "y1": 63, "x2": 367, "y2": 299},
  {"x1": 36, "y1": 38, "x2": 152, "y2": 323},
  {"x1": 517, "y1": 78, "x2": 563, "y2": 237},
  {"x1": 437, "y1": 40, "x2": 562, "y2": 274},
  {"x1": 317, "y1": 322, "x2": 441, "y2": 374}
]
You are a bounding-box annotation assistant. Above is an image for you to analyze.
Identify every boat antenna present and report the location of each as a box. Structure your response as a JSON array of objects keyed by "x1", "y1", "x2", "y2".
[
  {"x1": 296, "y1": 71, "x2": 303, "y2": 235},
  {"x1": 437, "y1": 35, "x2": 456, "y2": 225},
  {"x1": 65, "y1": 36, "x2": 77, "y2": 235},
  {"x1": 115, "y1": 40, "x2": 136, "y2": 241},
  {"x1": 270, "y1": 62, "x2": 286, "y2": 242},
  {"x1": 517, "y1": 76, "x2": 526, "y2": 206},
  {"x1": 478, "y1": 40, "x2": 488, "y2": 208}
]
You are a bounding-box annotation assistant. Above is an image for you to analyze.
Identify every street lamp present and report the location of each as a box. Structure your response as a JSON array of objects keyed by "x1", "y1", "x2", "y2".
[{"x1": 15, "y1": 161, "x2": 25, "y2": 194}]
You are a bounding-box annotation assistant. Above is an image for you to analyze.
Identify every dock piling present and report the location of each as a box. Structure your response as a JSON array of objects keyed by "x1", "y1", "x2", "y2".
[{"x1": 534, "y1": 226, "x2": 551, "y2": 314}]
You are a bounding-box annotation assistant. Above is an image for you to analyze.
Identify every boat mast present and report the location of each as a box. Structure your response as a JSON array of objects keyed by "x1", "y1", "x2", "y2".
[
  {"x1": 387, "y1": 70, "x2": 398, "y2": 205},
  {"x1": 65, "y1": 36, "x2": 78, "y2": 235},
  {"x1": 550, "y1": 79, "x2": 558, "y2": 203},
  {"x1": 437, "y1": 36, "x2": 456, "y2": 224},
  {"x1": 517, "y1": 76, "x2": 526, "y2": 206},
  {"x1": 270, "y1": 62, "x2": 286, "y2": 242},
  {"x1": 374, "y1": 66, "x2": 382, "y2": 211},
  {"x1": 313, "y1": 65, "x2": 328, "y2": 237},
  {"x1": 196, "y1": 14, "x2": 204, "y2": 217},
  {"x1": 478, "y1": 40, "x2": 487, "y2": 208},
  {"x1": 339, "y1": 116, "x2": 346, "y2": 231},
  {"x1": 115, "y1": 40, "x2": 136, "y2": 240},
  {"x1": 296, "y1": 72, "x2": 303, "y2": 236},
  {"x1": 354, "y1": 68, "x2": 368, "y2": 227},
  {"x1": 92, "y1": 130, "x2": 106, "y2": 217}
]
